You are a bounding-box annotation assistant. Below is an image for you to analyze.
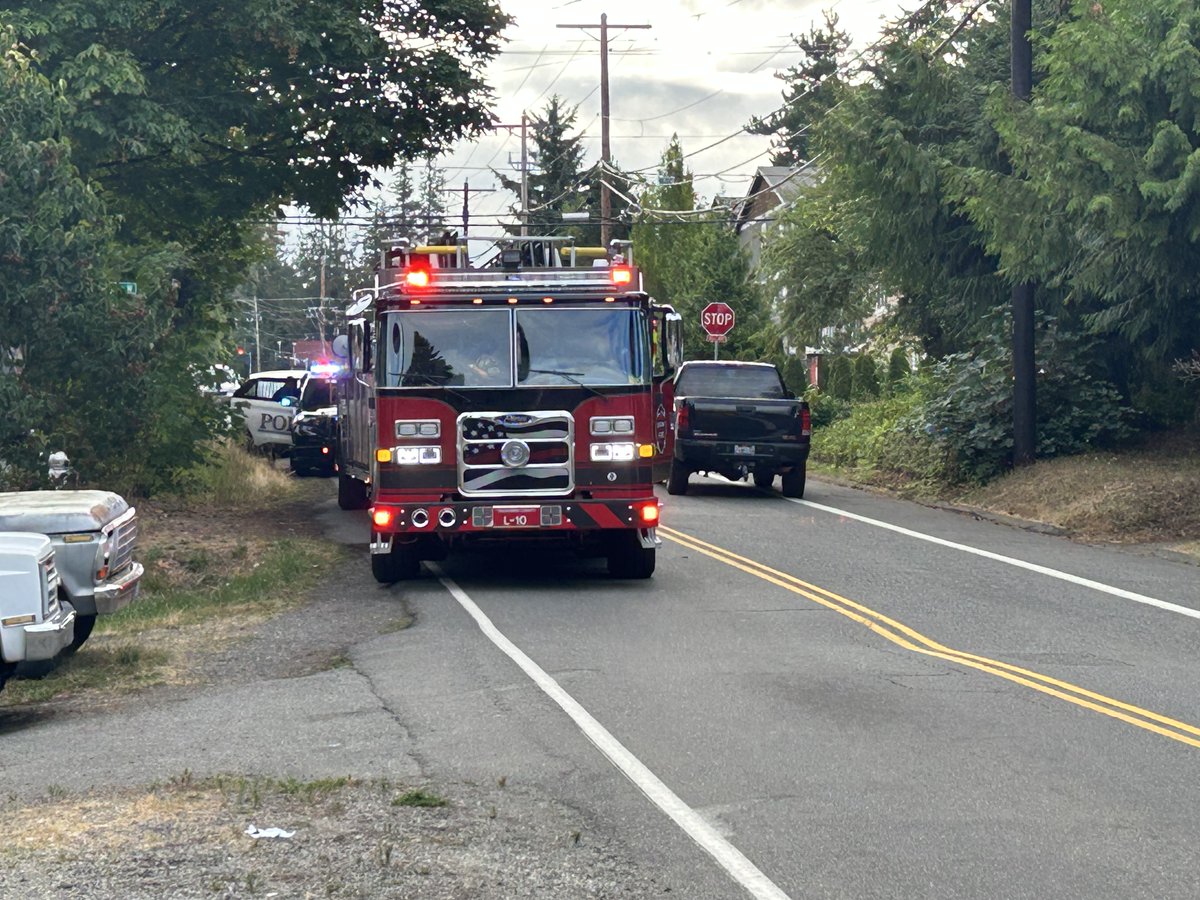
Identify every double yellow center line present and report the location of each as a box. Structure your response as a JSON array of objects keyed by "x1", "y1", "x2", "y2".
[{"x1": 660, "y1": 525, "x2": 1200, "y2": 749}]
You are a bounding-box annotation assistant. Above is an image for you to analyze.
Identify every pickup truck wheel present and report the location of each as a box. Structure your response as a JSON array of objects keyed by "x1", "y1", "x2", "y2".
[
  {"x1": 66, "y1": 613, "x2": 96, "y2": 653},
  {"x1": 371, "y1": 543, "x2": 421, "y2": 584},
  {"x1": 753, "y1": 468, "x2": 775, "y2": 489},
  {"x1": 338, "y1": 470, "x2": 370, "y2": 510},
  {"x1": 781, "y1": 464, "x2": 806, "y2": 499},
  {"x1": 607, "y1": 532, "x2": 656, "y2": 579},
  {"x1": 666, "y1": 459, "x2": 689, "y2": 495}
]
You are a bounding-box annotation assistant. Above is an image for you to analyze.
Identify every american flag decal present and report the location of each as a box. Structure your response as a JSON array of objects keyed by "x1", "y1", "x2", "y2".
[{"x1": 458, "y1": 411, "x2": 574, "y2": 497}]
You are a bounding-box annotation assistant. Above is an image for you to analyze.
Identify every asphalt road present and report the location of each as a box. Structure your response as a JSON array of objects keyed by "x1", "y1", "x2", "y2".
[
  {"x1": 4, "y1": 474, "x2": 1200, "y2": 899},
  {"x1": 348, "y1": 475, "x2": 1200, "y2": 900}
]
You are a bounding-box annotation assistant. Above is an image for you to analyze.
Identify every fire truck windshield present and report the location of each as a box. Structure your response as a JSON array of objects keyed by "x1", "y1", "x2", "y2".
[
  {"x1": 517, "y1": 308, "x2": 648, "y2": 387},
  {"x1": 378, "y1": 307, "x2": 649, "y2": 389},
  {"x1": 379, "y1": 309, "x2": 513, "y2": 388}
]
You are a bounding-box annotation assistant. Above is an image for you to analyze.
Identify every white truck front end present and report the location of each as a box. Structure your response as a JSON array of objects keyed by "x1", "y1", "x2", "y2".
[
  {"x1": 0, "y1": 491, "x2": 142, "y2": 650},
  {"x1": 0, "y1": 532, "x2": 76, "y2": 689}
]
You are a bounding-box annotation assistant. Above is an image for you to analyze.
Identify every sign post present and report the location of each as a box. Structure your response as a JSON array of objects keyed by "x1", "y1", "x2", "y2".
[{"x1": 700, "y1": 302, "x2": 735, "y2": 359}]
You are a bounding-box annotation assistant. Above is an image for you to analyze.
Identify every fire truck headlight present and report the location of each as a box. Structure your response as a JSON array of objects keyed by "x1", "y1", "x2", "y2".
[
  {"x1": 590, "y1": 416, "x2": 634, "y2": 436},
  {"x1": 394, "y1": 447, "x2": 420, "y2": 465},
  {"x1": 389, "y1": 446, "x2": 442, "y2": 465},
  {"x1": 590, "y1": 442, "x2": 635, "y2": 462}
]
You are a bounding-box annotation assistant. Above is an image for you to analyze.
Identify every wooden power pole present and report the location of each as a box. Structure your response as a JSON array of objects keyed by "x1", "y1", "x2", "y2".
[
  {"x1": 1011, "y1": 0, "x2": 1036, "y2": 466},
  {"x1": 558, "y1": 13, "x2": 651, "y2": 247}
]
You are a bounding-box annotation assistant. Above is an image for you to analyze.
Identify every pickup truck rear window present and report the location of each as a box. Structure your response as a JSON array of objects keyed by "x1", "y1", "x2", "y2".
[{"x1": 676, "y1": 366, "x2": 788, "y2": 399}]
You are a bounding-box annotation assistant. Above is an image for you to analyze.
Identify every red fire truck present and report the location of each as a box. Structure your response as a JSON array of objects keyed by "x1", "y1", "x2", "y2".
[{"x1": 336, "y1": 237, "x2": 682, "y2": 584}]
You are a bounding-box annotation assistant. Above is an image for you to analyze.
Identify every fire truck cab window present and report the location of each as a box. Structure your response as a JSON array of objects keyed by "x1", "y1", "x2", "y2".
[
  {"x1": 380, "y1": 310, "x2": 512, "y2": 388},
  {"x1": 517, "y1": 308, "x2": 649, "y2": 387}
]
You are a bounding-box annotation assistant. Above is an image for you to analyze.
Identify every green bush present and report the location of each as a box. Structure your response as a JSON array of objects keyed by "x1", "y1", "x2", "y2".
[
  {"x1": 851, "y1": 353, "x2": 880, "y2": 400},
  {"x1": 813, "y1": 391, "x2": 924, "y2": 471},
  {"x1": 824, "y1": 355, "x2": 853, "y2": 400},
  {"x1": 804, "y1": 385, "x2": 852, "y2": 429},
  {"x1": 887, "y1": 347, "x2": 911, "y2": 386},
  {"x1": 897, "y1": 313, "x2": 1133, "y2": 483},
  {"x1": 779, "y1": 354, "x2": 810, "y2": 396}
]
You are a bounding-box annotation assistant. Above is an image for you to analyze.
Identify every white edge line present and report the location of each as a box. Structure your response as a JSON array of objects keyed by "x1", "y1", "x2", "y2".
[
  {"x1": 432, "y1": 565, "x2": 792, "y2": 900},
  {"x1": 788, "y1": 497, "x2": 1200, "y2": 620}
]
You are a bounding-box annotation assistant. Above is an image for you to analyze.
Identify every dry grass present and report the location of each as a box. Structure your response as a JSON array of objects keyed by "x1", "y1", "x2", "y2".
[
  {"x1": 5, "y1": 790, "x2": 230, "y2": 854},
  {"x1": 958, "y1": 431, "x2": 1200, "y2": 547}
]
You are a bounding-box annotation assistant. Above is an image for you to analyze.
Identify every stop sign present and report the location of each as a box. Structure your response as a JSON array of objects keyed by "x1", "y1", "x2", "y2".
[{"x1": 701, "y1": 302, "x2": 736, "y2": 338}]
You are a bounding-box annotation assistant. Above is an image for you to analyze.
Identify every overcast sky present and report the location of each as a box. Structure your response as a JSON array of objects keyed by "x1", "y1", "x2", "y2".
[{"x1": 441, "y1": 0, "x2": 912, "y2": 238}]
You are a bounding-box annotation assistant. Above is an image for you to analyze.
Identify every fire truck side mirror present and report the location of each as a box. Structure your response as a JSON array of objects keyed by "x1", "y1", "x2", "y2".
[
  {"x1": 665, "y1": 313, "x2": 684, "y2": 372},
  {"x1": 331, "y1": 334, "x2": 350, "y2": 361}
]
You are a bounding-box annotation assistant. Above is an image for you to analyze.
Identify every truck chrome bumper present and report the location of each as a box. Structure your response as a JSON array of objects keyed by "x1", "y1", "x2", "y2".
[
  {"x1": 24, "y1": 602, "x2": 76, "y2": 661},
  {"x1": 93, "y1": 562, "x2": 143, "y2": 615}
]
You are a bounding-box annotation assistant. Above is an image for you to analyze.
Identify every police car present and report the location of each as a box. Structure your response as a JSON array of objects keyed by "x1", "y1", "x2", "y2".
[{"x1": 230, "y1": 369, "x2": 310, "y2": 454}]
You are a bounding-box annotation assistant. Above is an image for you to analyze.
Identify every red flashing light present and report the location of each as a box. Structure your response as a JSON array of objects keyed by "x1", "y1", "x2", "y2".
[
  {"x1": 405, "y1": 267, "x2": 430, "y2": 288},
  {"x1": 640, "y1": 503, "x2": 660, "y2": 525},
  {"x1": 372, "y1": 508, "x2": 394, "y2": 529},
  {"x1": 610, "y1": 266, "x2": 633, "y2": 286}
]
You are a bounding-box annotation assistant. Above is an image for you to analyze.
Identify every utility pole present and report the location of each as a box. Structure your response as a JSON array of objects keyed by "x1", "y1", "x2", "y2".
[
  {"x1": 521, "y1": 113, "x2": 530, "y2": 236},
  {"x1": 1011, "y1": 0, "x2": 1036, "y2": 466},
  {"x1": 252, "y1": 294, "x2": 261, "y2": 373},
  {"x1": 442, "y1": 181, "x2": 496, "y2": 237},
  {"x1": 558, "y1": 13, "x2": 651, "y2": 247},
  {"x1": 497, "y1": 116, "x2": 533, "y2": 235}
]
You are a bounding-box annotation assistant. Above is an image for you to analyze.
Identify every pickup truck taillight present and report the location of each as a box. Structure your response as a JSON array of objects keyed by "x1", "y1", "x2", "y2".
[
  {"x1": 799, "y1": 405, "x2": 811, "y2": 437},
  {"x1": 675, "y1": 401, "x2": 691, "y2": 436}
]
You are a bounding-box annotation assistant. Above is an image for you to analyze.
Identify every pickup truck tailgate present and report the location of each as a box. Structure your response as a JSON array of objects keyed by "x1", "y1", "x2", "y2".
[{"x1": 687, "y1": 398, "x2": 801, "y2": 441}]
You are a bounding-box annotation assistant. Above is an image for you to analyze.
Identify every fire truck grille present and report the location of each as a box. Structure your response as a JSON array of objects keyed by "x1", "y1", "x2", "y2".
[{"x1": 458, "y1": 412, "x2": 574, "y2": 497}]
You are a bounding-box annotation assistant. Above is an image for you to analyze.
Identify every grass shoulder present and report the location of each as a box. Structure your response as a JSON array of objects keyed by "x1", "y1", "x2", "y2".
[{"x1": 811, "y1": 401, "x2": 1199, "y2": 560}]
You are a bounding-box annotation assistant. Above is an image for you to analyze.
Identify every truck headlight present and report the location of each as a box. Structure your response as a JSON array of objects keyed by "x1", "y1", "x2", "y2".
[
  {"x1": 390, "y1": 446, "x2": 441, "y2": 465},
  {"x1": 590, "y1": 442, "x2": 636, "y2": 462}
]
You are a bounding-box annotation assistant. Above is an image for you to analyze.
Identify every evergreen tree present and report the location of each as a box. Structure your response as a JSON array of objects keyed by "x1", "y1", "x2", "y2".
[
  {"x1": 746, "y1": 10, "x2": 852, "y2": 166},
  {"x1": 498, "y1": 96, "x2": 589, "y2": 235}
]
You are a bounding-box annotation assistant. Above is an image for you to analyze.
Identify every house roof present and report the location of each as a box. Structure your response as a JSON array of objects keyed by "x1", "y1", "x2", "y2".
[{"x1": 733, "y1": 164, "x2": 821, "y2": 233}]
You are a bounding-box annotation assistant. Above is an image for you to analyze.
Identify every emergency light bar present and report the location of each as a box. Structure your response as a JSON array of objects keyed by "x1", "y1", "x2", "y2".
[{"x1": 395, "y1": 265, "x2": 641, "y2": 293}]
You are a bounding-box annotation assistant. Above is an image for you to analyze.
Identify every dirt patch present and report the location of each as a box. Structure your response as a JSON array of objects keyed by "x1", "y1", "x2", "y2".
[
  {"x1": 136, "y1": 478, "x2": 331, "y2": 590},
  {"x1": 958, "y1": 430, "x2": 1200, "y2": 548}
]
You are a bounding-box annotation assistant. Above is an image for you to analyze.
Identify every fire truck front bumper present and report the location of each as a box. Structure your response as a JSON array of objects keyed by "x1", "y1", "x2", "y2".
[{"x1": 368, "y1": 498, "x2": 661, "y2": 552}]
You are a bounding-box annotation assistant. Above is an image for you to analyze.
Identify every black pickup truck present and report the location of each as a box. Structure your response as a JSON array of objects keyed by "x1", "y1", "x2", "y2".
[{"x1": 668, "y1": 361, "x2": 811, "y2": 497}]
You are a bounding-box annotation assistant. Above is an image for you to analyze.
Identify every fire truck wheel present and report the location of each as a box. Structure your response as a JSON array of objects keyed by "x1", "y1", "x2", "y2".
[
  {"x1": 338, "y1": 470, "x2": 370, "y2": 510},
  {"x1": 371, "y1": 543, "x2": 421, "y2": 583},
  {"x1": 607, "y1": 532, "x2": 656, "y2": 579},
  {"x1": 753, "y1": 468, "x2": 775, "y2": 489},
  {"x1": 666, "y1": 459, "x2": 689, "y2": 495},
  {"x1": 781, "y1": 464, "x2": 806, "y2": 499}
]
